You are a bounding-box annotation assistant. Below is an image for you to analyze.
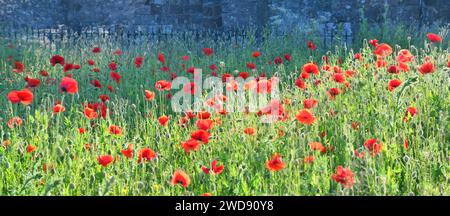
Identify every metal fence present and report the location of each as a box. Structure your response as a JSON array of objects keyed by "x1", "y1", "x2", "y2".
[{"x1": 0, "y1": 24, "x2": 353, "y2": 49}]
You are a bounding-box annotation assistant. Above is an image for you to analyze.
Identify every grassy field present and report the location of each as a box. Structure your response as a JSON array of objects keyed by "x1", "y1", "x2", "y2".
[{"x1": 0, "y1": 30, "x2": 448, "y2": 196}]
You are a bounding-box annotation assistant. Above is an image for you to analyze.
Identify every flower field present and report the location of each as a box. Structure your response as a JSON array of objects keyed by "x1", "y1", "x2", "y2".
[{"x1": 0, "y1": 31, "x2": 448, "y2": 196}]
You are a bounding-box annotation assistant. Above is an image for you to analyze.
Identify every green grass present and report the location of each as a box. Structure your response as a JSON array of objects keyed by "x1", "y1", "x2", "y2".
[{"x1": 0, "y1": 29, "x2": 448, "y2": 196}]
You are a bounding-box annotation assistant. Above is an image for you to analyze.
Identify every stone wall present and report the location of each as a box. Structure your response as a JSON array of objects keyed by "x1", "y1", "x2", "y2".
[{"x1": 0, "y1": 0, "x2": 448, "y2": 33}]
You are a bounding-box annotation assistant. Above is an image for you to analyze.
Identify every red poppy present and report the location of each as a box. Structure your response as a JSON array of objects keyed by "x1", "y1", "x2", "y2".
[
  {"x1": 369, "y1": 39, "x2": 378, "y2": 47},
  {"x1": 50, "y1": 55, "x2": 65, "y2": 66},
  {"x1": 7, "y1": 89, "x2": 34, "y2": 105},
  {"x1": 354, "y1": 53, "x2": 361, "y2": 60},
  {"x1": 158, "y1": 52, "x2": 166, "y2": 64},
  {"x1": 196, "y1": 119, "x2": 214, "y2": 130},
  {"x1": 396, "y1": 49, "x2": 414, "y2": 63},
  {"x1": 239, "y1": 72, "x2": 250, "y2": 79},
  {"x1": 182, "y1": 55, "x2": 190, "y2": 61},
  {"x1": 404, "y1": 107, "x2": 417, "y2": 122},
  {"x1": 87, "y1": 59, "x2": 95, "y2": 65},
  {"x1": 364, "y1": 138, "x2": 382, "y2": 156},
  {"x1": 137, "y1": 148, "x2": 156, "y2": 163},
  {"x1": 25, "y1": 77, "x2": 41, "y2": 88},
  {"x1": 183, "y1": 82, "x2": 197, "y2": 95},
  {"x1": 309, "y1": 142, "x2": 326, "y2": 154},
  {"x1": 301, "y1": 63, "x2": 319, "y2": 75},
  {"x1": 202, "y1": 159, "x2": 224, "y2": 175},
  {"x1": 333, "y1": 73, "x2": 346, "y2": 83},
  {"x1": 274, "y1": 57, "x2": 283, "y2": 65},
  {"x1": 12, "y1": 61, "x2": 24, "y2": 73},
  {"x1": 171, "y1": 170, "x2": 190, "y2": 188},
  {"x1": 26, "y1": 144, "x2": 36, "y2": 153},
  {"x1": 252, "y1": 51, "x2": 261, "y2": 58},
  {"x1": 387, "y1": 65, "x2": 400, "y2": 74},
  {"x1": 191, "y1": 129, "x2": 210, "y2": 144},
  {"x1": 155, "y1": 80, "x2": 172, "y2": 91},
  {"x1": 295, "y1": 109, "x2": 316, "y2": 125},
  {"x1": 374, "y1": 43, "x2": 393, "y2": 57},
  {"x1": 331, "y1": 166, "x2": 355, "y2": 188},
  {"x1": 7, "y1": 117, "x2": 22, "y2": 128},
  {"x1": 121, "y1": 144, "x2": 133, "y2": 159},
  {"x1": 246, "y1": 62, "x2": 257, "y2": 70},
  {"x1": 203, "y1": 47, "x2": 213, "y2": 56},
  {"x1": 404, "y1": 138, "x2": 409, "y2": 150},
  {"x1": 110, "y1": 71, "x2": 121, "y2": 84},
  {"x1": 108, "y1": 62, "x2": 118, "y2": 71},
  {"x1": 59, "y1": 77, "x2": 78, "y2": 94},
  {"x1": 303, "y1": 156, "x2": 314, "y2": 164},
  {"x1": 243, "y1": 127, "x2": 257, "y2": 135},
  {"x1": 92, "y1": 47, "x2": 101, "y2": 53},
  {"x1": 135, "y1": 56, "x2": 144, "y2": 68},
  {"x1": 426, "y1": 33, "x2": 442, "y2": 43},
  {"x1": 284, "y1": 54, "x2": 292, "y2": 61},
  {"x1": 181, "y1": 138, "x2": 201, "y2": 153},
  {"x1": 109, "y1": 125, "x2": 122, "y2": 135},
  {"x1": 99, "y1": 95, "x2": 109, "y2": 102},
  {"x1": 307, "y1": 41, "x2": 317, "y2": 50},
  {"x1": 158, "y1": 115, "x2": 169, "y2": 126},
  {"x1": 98, "y1": 155, "x2": 114, "y2": 167},
  {"x1": 388, "y1": 79, "x2": 402, "y2": 91},
  {"x1": 295, "y1": 78, "x2": 307, "y2": 89},
  {"x1": 303, "y1": 98, "x2": 318, "y2": 109},
  {"x1": 39, "y1": 70, "x2": 49, "y2": 77},
  {"x1": 418, "y1": 61, "x2": 435, "y2": 75},
  {"x1": 266, "y1": 154, "x2": 285, "y2": 172},
  {"x1": 84, "y1": 107, "x2": 97, "y2": 120},
  {"x1": 90, "y1": 79, "x2": 102, "y2": 89},
  {"x1": 328, "y1": 88, "x2": 340, "y2": 98},
  {"x1": 79, "y1": 128, "x2": 86, "y2": 134},
  {"x1": 197, "y1": 111, "x2": 211, "y2": 119},
  {"x1": 145, "y1": 90, "x2": 155, "y2": 100},
  {"x1": 53, "y1": 104, "x2": 65, "y2": 113},
  {"x1": 113, "y1": 49, "x2": 122, "y2": 55}
]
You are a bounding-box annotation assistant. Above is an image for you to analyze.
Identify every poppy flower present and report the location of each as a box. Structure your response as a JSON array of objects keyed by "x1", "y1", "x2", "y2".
[
  {"x1": 191, "y1": 129, "x2": 210, "y2": 144},
  {"x1": 171, "y1": 170, "x2": 190, "y2": 188},
  {"x1": 7, "y1": 117, "x2": 22, "y2": 128},
  {"x1": 25, "y1": 77, "x2": 41, "y2": 88},
  {"x1": 113, "y1": 49, "x2": 122, "y2": 55},
  {"x1": 12, "y1": 61, "x2": 24, "y2": 73},
  {"x1": 97, "y1": 155, "x2": 114, "y2": 167},
  {"x1": 182, "y1": 55, "x2": 190, "y2": 61},
  {"x1": 181, "y1": 138, "x2": 201, "y2": 153},
  {"x1": 50, "y1": 55, "x2": 65, "y2": 66},
  {"x1": 87, "y1": 59, "x2": 95, "y2": 65},
  {"x1": 26, "y1": 144, "x2": 36, "y2": 153},
  {"x1": 39, "y1": 70, "x2": 49, "y2": 77},
  {"x1": 196, "y1": 119, "x2": 214, "y2": 130},
  {"x1": 197, "y1": 111, "x2": 211, "y2": 119},
  {"x1": 109, "y1": 125, "x2": 122, "y2": 135},
  {"x1": 135, "y1": 56, "x2": 144, "y2": 68},
  {"x1": 108, "y1": 62, "x2": 118, "y2": 71},
  {"x1": 426, "y1": 33, "x2": 442, "y2": 43},
  {"x1": 404, "y1": 107, "x2": 417, "y2": 122},
  {"x1": 333, "y1": 73, "x2": 346, "y2": 83},
  {"x1": 243, "y1": 127, "x2": 257, "y2": 135},
  {"x1": 183, "y1": 82, "x2": 197, "y2": 95},
  {"x1": 396, "y1": 49, "x2": 414, "y2": 63},
  {"x1": 274, "y1": 57, "x2": 283, "y2": 65},
  {"x1": 79, "y1": 127, "x2": 86, "y2": 134},
  {"x1": 284, "y1": 54, "x2": 292, "y2": 61},
  {"x1": 202, "y1": 160, "x2": 224, "y2": 175},
  {"x1": 145, "y1": 90, "x2": 155, "y2": 100},
  {"x1": 295, "y1": 109, "x2": 316, "y2": 125},
  {"x1": 266, "y1": 154, "x2": 285, "y2": 172},
  {"x1": 239, "y1": 72, "x2": 250, "y2": 79},
  {"x1": 246, "y1": 62, "x2": 256, "y2": 70},
  {"x1": 328, "y1": 88, "x2": 340, "y2": 98},
  {"x1": 110, "y1": 71, "x2": 121, "y2": 84},
  {"x1": 90, "y1": 79, "x2": 102, "y2": 89},
  {"x1": 63, "y1": 63, "x2": 74, "y2": 72},
  {"x1": 388, "y1": 79, "x2": 402, "y2": 91},
  {"x1": 309, "y1": 142, "x2": 327, "y2": 153},
  {"x1": 98, "y1": 95, "x2": 109, "y2": 102},
  {"x1": 374, "y1": 43, "x2": 393, "y2": 57},
  {"x1": 158, "y1": 53, "x2": 166, "y2": 64},
  {"x1": 92, "y1": 47, "x2": 101, "y2": 53},
  {"x1": 295, "y1": 78, "x2": 307, "y2": 89},
  {"x1": 137, "y1": 148, "x2": 156, "y2": 163},
  {"x1": 155, "y1": 80, "x2": 172, "y2": 91},
  {"x1": 301, "y1": 63, "x2": 319, "y2": 75},
  {"x1": 369, "y1": 39, "x2": 378, "y2": 47},
  {"x1": 387, "y1": 65, "x2": 400, "y2": 74},
  {"x1": 303, "y1": 155, "x2": 314, "y2": 164},
  {"x1": 404, "y1": 138, "x2": 409, "y2": 150},
  {"x1": 303, "y1": 98, "x2": 318, "y2": 109},
  {"x1": 121, "y1": 144, "x2": 134, "y2": 159},
  {"x1": 331, "y1": 166, "x2": 355, "y2": 188},
  {"x1": 203, "y1": 47, "x2": 213, "y2": 56},
  {"x1": 59, "y1": 77, "x2": 78, "y2": 94},
  {"x1": 364, "y1": 138, "x2": 382, "y2": 156},
  {"x1": 84, "y1": 107, "x2": 97, "y2": 120},
  {"x1": 252, "y1": 51, "x2": 261, "y2": 58},
  {"x1": 7, "y1": 89, "x2": 34, "y2": 105},
  {"x1": 307, "y1": 41, "x2": 317, "y2": 50},
  {"x1": 53, "y1": 104, "x2": 65, "y2": 113},
  {"x1": 158, "y1": 115, "x2": 169, "y2": 126},
  {"x1": 418, "y1": 61, "x2": 435, "y2": 75},
  {"x1": 354, "y1": 52, "x2": 361, "y2": 60}
]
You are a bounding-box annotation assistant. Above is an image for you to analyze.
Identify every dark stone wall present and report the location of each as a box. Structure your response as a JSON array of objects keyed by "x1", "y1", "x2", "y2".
[{"x1": 0, "y1": 0, "x2": 448, "y2": 33}]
